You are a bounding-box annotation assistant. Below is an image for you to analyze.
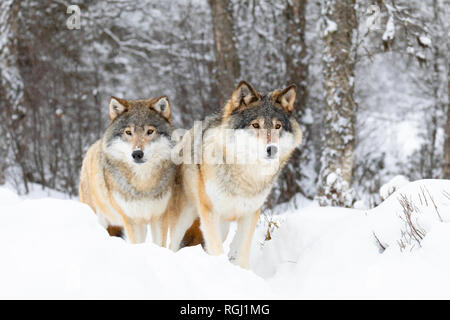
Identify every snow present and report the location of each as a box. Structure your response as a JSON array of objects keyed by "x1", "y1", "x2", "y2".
[
  {"x1": 369, "y1": 179, "x2": 450, "y2": 250},
  {"x1": 416, "y1": 51, "x2": 426, "y2": 61},
  {"x1": 382, "y1": 16, "x2": 395, "y2": 42},
  {"x1": 318, "y1": 168, "x2": 354, "y2": 207},
  {"x1": 0, "y1": 187, "x2": 20, "y2": 206},
  {"x1": 326, "y1": 171, "x2": 338, "y2": 185},
  {"x1": 252, "y1": 179, "x2": 450, "y2": 299},
  {"x1": 323, "y1": 19, "x2": 338, "y2": 37},
  {"x1": 0, "y1": 192, "x2": 270, "y2": 299},
  {"x1": 302, "y1": 108, "x2": 314, "y2": 125},
  {"x1": 1, "y1": 182, "x2": 70, "y2": 200},
  {"x1": 1, "y1": 179, "x2": 450, "y2": 299},
  {"x1": 379, "y1": 175, "x2": 410, "y2": 201},
  {"x1": 419, "y1": 35, "x2": 432, "y2": 47},
  {"x1": 407, "y1": 46, "x2": 415, "y2": 55}
]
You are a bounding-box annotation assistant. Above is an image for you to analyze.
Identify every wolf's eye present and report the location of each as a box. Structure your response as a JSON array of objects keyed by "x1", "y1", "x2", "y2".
[
  {"x1": 252, "y1": 123, "x2": 260, "y2": 129},
  {"x1": 147, "y1": 129, "x2": 154, "y2": 135},
  {"x1": 275, "y1": 124, "x2": 282, "y2": 130},
  {"x1": 125, "y1": 130, "x2": 132, "y2": 136}
]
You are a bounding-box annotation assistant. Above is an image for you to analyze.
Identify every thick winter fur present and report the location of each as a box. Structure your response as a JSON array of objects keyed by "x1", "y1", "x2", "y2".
[
  {"x1": 79, "y1": 96, "x2": 175, "y2": 245},
  {"x1": 169, "y1": 81, "x2": 302, "y2": 268}
]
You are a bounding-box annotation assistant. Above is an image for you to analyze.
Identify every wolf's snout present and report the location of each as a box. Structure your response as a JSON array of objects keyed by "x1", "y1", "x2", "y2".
[
  {"x1": 132, "y1": 150, "x2": 144, "y2": 161},
  {"x1": 266, "y1": 145, "x2": 278, "y2": 158}
]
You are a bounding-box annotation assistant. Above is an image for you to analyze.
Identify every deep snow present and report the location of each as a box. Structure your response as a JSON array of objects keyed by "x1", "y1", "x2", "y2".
[{"x1": 0, "y1": 179, "x2": 449, "y2": 299}]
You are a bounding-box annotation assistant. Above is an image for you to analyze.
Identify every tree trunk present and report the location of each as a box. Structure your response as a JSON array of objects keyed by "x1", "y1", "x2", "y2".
[
  {"x1": 275, "y1": 0, "x2": 309, "y2": 205},
  {"x1": 0, "y1": 0, "x2": 24, "y2": 113},
  {"x1": 439, "y1": 0, "x2": 450, "y2": 180},
  {"x1": 317, "y1": 0, "x2": 357, "y2": 207},
  {"x1": 0, "y1": 0, "x2": 26, "y2": 189},
  {"x1": 285, "y1": 0, "x2": 308, "y2": 110},
  {"x1": 208, "y1": 0, "x2": 240, "y2": 107},
  {"x1": 444, "y1": 64, "x2": 450, "y2": 179}
]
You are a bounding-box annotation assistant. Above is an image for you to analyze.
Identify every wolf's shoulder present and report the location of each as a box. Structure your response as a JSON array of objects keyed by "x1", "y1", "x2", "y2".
[
  {"x1": 83, "y1": 139, "x2": 102, "y2": 157},
  {"x1": 202, "y1": 111, "x2": 222, "y2": 132}
]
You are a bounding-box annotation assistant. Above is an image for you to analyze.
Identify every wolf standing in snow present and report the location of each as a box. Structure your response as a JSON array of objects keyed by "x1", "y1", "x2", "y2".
[
  {"x1": 169, "y1": 81, "x2": 303, "y2": 268},
  {"x1": 79, "y1": 96, "x2": 176, "y2": 245}
]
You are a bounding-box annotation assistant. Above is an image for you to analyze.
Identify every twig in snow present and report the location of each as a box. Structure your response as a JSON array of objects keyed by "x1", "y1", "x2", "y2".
[
  {"x1": 373, "y1": 232, "x2": 386, "y2": 253},
  {"x1": 397, "y1": 193, "x2": 426, "y2": 250},
  {"x1": 422, "y1": 186, "x2": 443, "y2": 222}
]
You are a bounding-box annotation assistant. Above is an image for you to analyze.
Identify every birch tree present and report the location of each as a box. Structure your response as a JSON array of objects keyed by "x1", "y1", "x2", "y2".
[{"x1": 317, "y1": 0, "x2": 357, "y2": 207}]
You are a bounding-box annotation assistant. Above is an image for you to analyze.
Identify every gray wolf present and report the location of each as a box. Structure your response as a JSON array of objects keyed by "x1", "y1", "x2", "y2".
[
  {"x1": 169, "y1": 81, "x2": 302, "y2": 268},
  {"x1": 79, "y1": 96, "x2": 175, "y2": 245}
]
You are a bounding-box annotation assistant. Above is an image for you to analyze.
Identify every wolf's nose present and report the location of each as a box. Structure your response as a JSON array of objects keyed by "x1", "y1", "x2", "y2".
[
  {"x1": 266, "y1": 145, "x2": 278, "y2": 157},
  {"x1": 132, "y1": 150, "x2": 144, "y2": 160}
]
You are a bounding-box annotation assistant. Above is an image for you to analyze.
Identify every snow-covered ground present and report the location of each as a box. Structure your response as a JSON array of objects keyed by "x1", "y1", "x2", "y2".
[{"x1": 0, "y1": 179, "x2": 449, "y2": 299}]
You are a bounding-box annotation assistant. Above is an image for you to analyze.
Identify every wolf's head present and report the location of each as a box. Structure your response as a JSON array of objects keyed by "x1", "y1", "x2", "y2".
[
  {"x1": 103, "y1": 96, "x2": 173, "y2": 165},
  {"x1": 215, "y1": 81, "x2": 302, "y2": 165}
]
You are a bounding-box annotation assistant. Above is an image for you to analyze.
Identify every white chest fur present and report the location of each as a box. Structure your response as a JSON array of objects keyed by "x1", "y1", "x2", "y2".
[
  {"x1": 205, "y1": 181, "x2": 270, "y2": 220},
  {"x1": 113, "y1": 190, "x2": 171, "y2": 222}
]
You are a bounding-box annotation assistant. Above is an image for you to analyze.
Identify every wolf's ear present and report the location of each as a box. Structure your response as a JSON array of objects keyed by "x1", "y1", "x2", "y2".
[
  {"x1": 152, "y1": 96, "x2": 171, "y2": 120},
  {"x1": 109, "y1": 97, "x2": 129, "y2": 121},
  {"x1": 224, "y1": 81, "x2": 261, "y2": 117},
  {"x1": 273, "y1": 85, "x2": 296, "y2": 114}
]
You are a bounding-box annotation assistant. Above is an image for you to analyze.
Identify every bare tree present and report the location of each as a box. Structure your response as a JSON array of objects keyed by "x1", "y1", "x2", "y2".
[
  {"x1": 317, "y1": 0, "x2": 357, "y2": 207},
  {"x1": 443, "y1": 0, "x2": 450, "y2": 179},
  {"x1": 390, "y1": 0, "x2": 449, "y2": 180},
  {"x1": 445, "y1": 65, "x2": 450, "y2": 179},
  {"x1": 285, "y1": 0, "x2": 308, "y2": 109},
  {"x1": 418, "y1": 0, "x2": 448, "y2": 179},
  {"x1": 0, "y1": 0, "x2": 27, "y2": 189},
  {"x1": 275, "y1": 0, "x2": 310, "y2": 204},
  {"x1": 0, "y1": 0, "x2": 444, "y2": 203},
  {"x1": 208, "y1": 0, "x2": 240, "y2": 106}
]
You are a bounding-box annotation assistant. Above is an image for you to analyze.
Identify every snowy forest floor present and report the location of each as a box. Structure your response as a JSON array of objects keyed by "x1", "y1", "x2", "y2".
[{"x1": 0, "y1": 179, "x2": 450, "y2": 299}]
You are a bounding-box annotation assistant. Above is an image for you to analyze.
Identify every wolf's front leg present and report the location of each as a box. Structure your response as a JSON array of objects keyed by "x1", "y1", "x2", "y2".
[
  {"x1": 169, "y1": 207, "x2": 196, "y2": 252},
  {"x1": 133, "y1": 223, "x2": 148, "y2": 243},
  {"x1": 151, "y1": 214, "x2": 167, "y2": 247},
  {"x1": 122, "y1": 218, "x2": 147, "y2": 244},
  {"x1": 108, "y1": 194, "x2": 146, "y2": 244},
  {"x1": 229, "y1": 209, "x2": 261, "y2": 268},
  {"x1": 199, "y1": 208, "x2": 224, "y2": 256}
]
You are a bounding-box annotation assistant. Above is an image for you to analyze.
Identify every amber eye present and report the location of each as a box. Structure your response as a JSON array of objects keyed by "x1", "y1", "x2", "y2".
[
  {"x1": 252, "y1": 123, "x2": 260, "y2": 129},
  {"x1": 125, "y1": 130, "x2": 132, "y2": 136},
  {"x1": 147, "y1": 129, "x2": 154, "y2": 135},
  {"x1": 275, "y1": 124, "x2": 282, "y2": 130}
]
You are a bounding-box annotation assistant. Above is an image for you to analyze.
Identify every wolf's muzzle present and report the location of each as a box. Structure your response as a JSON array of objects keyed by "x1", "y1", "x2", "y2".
[
  {"x1": 266, "y1": 144, "x2": 278, "y2": 159},
  {"x1": 132, "y1": 150, "x2": 144, "y2": 163}
]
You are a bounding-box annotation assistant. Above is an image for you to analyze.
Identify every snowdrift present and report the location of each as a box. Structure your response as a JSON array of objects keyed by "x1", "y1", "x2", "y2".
[
  {"x1": 0, "y1": 194, "x2": 270, "y2": 299},
  {"x1": 0, "y1": 179, "x2": 449, "y2": 299}
]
